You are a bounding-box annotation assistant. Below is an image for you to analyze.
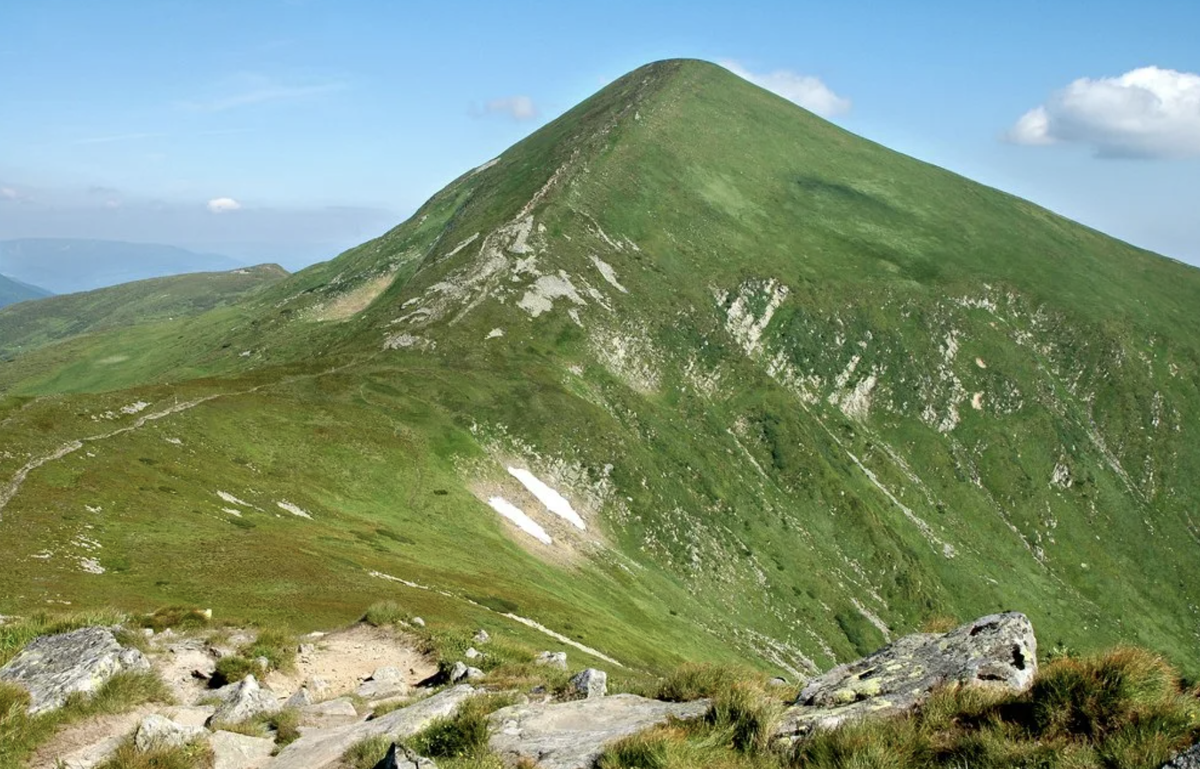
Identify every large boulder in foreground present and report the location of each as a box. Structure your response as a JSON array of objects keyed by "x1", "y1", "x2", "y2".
[
  {"x1": 0, "y1": 627, "x2": 150, "y2": 714},
  {"x1": 488, "y1": 693, "x2": 710, "y2": 769},
  {"x1": 776, "y1": 612, "x2": 1037, "y2": 738}
]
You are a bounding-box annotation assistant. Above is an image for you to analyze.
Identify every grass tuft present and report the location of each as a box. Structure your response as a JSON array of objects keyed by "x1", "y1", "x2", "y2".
[{"x1": 95, "y1": 736, "x2": 213, "y2": 769}]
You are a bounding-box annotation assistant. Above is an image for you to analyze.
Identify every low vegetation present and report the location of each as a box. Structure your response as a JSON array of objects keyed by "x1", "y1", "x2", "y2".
[
  {"x1": 94, "y1": 737, "x2": 213, "y2": 769},
  {"x1": 598, "y1": 648, "x2": 1200, "y2": 769},
  {"x1": 0, "y1": 671, "x2": 173, "y2": 768},
  {"x1": 211, "y1": 628, "x2": 297, "y2": 686}
]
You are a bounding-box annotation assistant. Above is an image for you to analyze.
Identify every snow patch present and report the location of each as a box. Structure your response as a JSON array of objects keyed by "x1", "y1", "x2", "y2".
[
  {"x1": 217, "y1": 491, "x2": 251, "y2": 507},
  {"x1": 487, "y1": 497, "x2": 552, "y2": 544},
  {"x1": 277, "y1": 500, "x2": 312, "y2": 519},
  {"x1": 507, "y1": 467, "x2": 586, "y2": 530}
]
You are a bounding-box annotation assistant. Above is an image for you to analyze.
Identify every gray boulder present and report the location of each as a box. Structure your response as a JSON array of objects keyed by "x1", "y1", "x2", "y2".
[
  {"x1": 776, "y1": 612, "x2": 1037, "y2": 738},
  {"x1": 488, "y1": 693, "x2": 709, "y2": 769},
  {"x1": 569, "y1": 668, "x2": 608, "y2": 699},
  {"x1": 266, "y1": 685, "x2": 476, "y2": 769},
  {"x1": 0, "y1": 627, "x2": 151, "y2": 714},
  {"x1": 206, "y1": 675, "x2": 277, "y2": 727},
  {"x1": 134, "y1": 714, "x2": 208, "y2": 751},
  {"x1": 1164, "y1": 744, "x2": 1200, "y2": 769},
  {"x1": 299, "y1": 697, "x2": 360, "y2": 727},
  {"x1": 473, "y1": 629, "x2": 490, "y2": 644},
  {"x1": 211, "y1": 730, "x2": 276, "y2": 769},
  {"x1": 535, "y1": 651, "x2": 568, "y2": 670},
  {"x1": 449, "y1": 661, "x2": 469, "y2": 682}
]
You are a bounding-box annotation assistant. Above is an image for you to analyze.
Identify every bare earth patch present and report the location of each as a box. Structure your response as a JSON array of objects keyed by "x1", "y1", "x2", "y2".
[{"x1": 267, "y1": 623, "x2": 436, "y2": 700}]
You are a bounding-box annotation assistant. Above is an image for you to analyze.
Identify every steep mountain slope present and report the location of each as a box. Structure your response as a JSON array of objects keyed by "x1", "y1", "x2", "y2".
[
  {"x1": 0, "y1": 239, "x2": 244, "y2": 294},
  {"x1": 1, "y1": 60, "x2": 1197, "y2": 678},
  {"x1": 0, "y1": 275, "x2": 51, "y2": 309}
]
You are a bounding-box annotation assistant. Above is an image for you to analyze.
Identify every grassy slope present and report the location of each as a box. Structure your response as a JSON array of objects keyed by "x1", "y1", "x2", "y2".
[
  {"x1": 0, "y1": 275, "x2": 51, "y2": 309},
  {"x1": 0, "y1": 61, "x2": 1197, "y2": 679},
  {"x1": 0, "y1": 264, "x2": 288, "y2": 364}
]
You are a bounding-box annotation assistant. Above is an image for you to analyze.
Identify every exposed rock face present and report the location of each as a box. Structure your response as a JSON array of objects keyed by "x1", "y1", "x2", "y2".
[
  {"x1": 776, "y1": 612, "x2": 1037, "y2": 738},
  {"x1": 134, "y1": 714, "x2": 207, "y2": 751},
  {"x1": 569, "y1": 668, "x2": 607, "y2": 699},
  {"x1": 206, "y1": 675, "x2": 277, "y2": 727},
  {"x1": 0, "y1": 627, "x2": 150, "y2": 714},
  {"x1": 266, "y1": 685, "x2": 476, "y2": 769},
  {"x1": 488, "y1": 693, "x2": 710, "y2": 769},
  {"x1": 299, "y1": 697, "x2": 360, "y2": 727},
  {"x1": 210, "y1": 730, "x2": 276, "y2": 769},
  {"x1": 1164, "y1": 744, "x2": 1200, "y2": 769}
]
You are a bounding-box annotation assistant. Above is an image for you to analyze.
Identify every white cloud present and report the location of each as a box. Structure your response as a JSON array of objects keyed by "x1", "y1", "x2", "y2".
[
  {"x1": 483, "y1": 95, "x2": 537, "y2": 121},
  {"x1": 206, "y1": 197, "x2": 241, "y2": 213},
  {"x1": 720, "y1": 60, "x2": 851, "y2": 117},
  {"x1": 0, "y1": 187, "x2": 20, "y2": 201},
  {"x1": 1007, "y1": 66, "x2": 1200, "y2": 159}
]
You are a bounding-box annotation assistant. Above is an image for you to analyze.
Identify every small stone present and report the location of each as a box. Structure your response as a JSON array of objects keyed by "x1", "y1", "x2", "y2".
[
  {"x1": 253, "y1": 655, "x2": 270, "y2": 671},
  {"x1": 142, "y1": 628, "x2": 155, "y2": 638},
  {"x1": 465, "y1": 667, "x2": 485, "y2": 681},
  {"x1": 473, "y1": 629, "x2": 490, "y2": 644},
  {"x1": 534, "y1": 651, "x2": 568, "y2": 670},
  {"x1": 410, "y1": 617, "x2": 425, "y2": 627},
  {"x1": 308, "y1": 676, "x2": 331, "y2": 698},
  {"x1": 464, "y1": 647, "x2": 481, "y2": 660},
  {"x1": 449, "y1": 661, "x2": 469, "y2": 683},
  {"x1": 135, "y1": 714, "x2": 207, "y2": 751},
  {"x1": 285, "y1": 687, "x2": 314, "y2": 708},
  {"x1": 298, "y1": 643, "x2": 316, "y2": 656},
  {"x1": 768, "y1": 677, "x2": 789, "y2": 687},
  {"x1": 356, "y1": 666, "x2": 410, "y2": 699},
  {"x1": 569, "y1": 668, "x2": 608, "y2": 698}
]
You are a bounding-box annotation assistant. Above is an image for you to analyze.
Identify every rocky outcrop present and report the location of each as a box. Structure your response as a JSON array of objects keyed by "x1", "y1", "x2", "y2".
[
  {"x1": 372, "y1": 743, "x2": 437, "y2": 769},
  {"x1": 776, "y1": 612, "x2": 1037, "y2": 738},
  {"x1": 488, "y1": 693, "x2": 710, "y2": 769},
  {"x1": 356, "y1": 666, "x2": 411, "y2": 699},
  {"x1": 298, "y1": 697, "x2": 360, "y2": 727},
  {"x1": 206, "y1": 675, "x2": 277, "y2": 727},
  {"x1": 1164, "y1": 744, "x2": 1200, "y2": 769},
  {"x1": 535, "y1": 651, "x2": 568, "y2": 670},
  {"x1": 266, "y1": 685, "x2": 476, "y2": 769},
  {"x1": 0, "y1": 627, "x2": 150, "y2": 714}
]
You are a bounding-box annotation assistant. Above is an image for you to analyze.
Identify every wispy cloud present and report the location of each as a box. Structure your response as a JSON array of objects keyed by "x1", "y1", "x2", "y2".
[
  {"x1": 482, "y1": 95, "x2": 537, "y2": 121},
  {"x1": 720, "y1": 60, "x2": 851, "y2": 118},
  {"x1": 1007, "y1": 66, "x2": 1200, "y2": 159},
  {"x1": 177, "y1": 77, "x2": 345, "y2": 113}
]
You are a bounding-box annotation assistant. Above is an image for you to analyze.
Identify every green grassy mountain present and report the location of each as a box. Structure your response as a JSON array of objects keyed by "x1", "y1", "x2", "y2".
[
  {"x1": 0, "y1": 275, "x2": 51, "y2": 309},
  {"x1": 1, "y1": 59, "x2": 1197, "y2": 679}
]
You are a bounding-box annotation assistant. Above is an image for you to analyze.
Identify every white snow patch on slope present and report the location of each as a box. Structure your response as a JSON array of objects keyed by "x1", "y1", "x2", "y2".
[
  {"x1": 217, "y1": 491, "x2": 251, "y2": 507},
  {"x1": 507, "y1": 467, "x2": 586, "y2": 530},
  {"x1": 488, "y1": 497, "x2": 552, "y2": 544},
  {"x1": 589, "y1": 255, "x2": 628, "y2": 293},
  {"x1": 277, "y1": 500, "x2": 312, "y2": 519}
]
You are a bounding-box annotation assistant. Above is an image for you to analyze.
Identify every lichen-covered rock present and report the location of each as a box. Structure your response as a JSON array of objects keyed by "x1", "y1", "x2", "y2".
[
  {"x1": 488, "y1": 694, "x2": 709, "y2": 769},
  {"x1": 0, "y1": 627, "x2": 150, "y2": 714},
  {"x1": 1164, "y1": 744, "x2": 1200, "y2": 769},
  {"x1": 569, "y1": 668, "x2": 607, "y2": 698},
  {"x1": 776, "y1": 612, "x2": 1037, "y2": 738},
  {"x1": 206, "y1": 675, "x2": 277, "y2": 727},
  {"x1": 134, "y1": 714, "x2": 208, "y2": 751}
]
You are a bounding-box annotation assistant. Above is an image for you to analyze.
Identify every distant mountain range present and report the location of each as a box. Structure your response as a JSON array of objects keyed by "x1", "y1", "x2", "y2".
[
  {"x1": 0, "y1": 273, "x2": 52, "y2": 309},
  {"x1": 0, "y1": 238, "x2": 245, "y2": 295}
]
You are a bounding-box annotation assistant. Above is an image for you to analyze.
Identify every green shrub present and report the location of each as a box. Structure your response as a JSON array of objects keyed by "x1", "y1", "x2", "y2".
[
  {"x1": 95, "y1": 736, "x2": 212, "y2": 769},
  {"x1": 411, "y1": 694, "x2": 517, "y2": 759},
  {"x1": 363, "y1": 601, "x2": 409, "y2": 627},
  {"x1": 139, "y1": 606, "x2": 210, "y2": 632}
]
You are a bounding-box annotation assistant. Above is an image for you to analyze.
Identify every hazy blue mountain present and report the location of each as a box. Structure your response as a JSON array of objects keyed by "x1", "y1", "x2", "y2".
[
  {"x1": 0, "y1": 273, "x2": 52, "y2": 308},
  {"x1": 0, "y1": 238, "x2": 245, "y2": 294}
]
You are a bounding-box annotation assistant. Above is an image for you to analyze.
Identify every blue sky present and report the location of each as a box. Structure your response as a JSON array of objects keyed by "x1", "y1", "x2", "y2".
[{"x1": 1, "y1": 0, "x2": 1198, "y2": 269}]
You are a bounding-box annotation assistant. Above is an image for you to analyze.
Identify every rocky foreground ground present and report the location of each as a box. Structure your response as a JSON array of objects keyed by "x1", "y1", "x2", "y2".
[{"x1": 0, "y1": 612, "x2": 1195, "y2": 768}]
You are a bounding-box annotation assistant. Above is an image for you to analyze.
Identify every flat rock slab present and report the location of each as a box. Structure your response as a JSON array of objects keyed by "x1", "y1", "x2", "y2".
[
  {"x1": 1164, "y1": 744, "x2": 1200, "y2": 769},
  {"x1": 211, "y1": 730, "x2": 276, "y2": 769},
  {"x1": 266, "y1": 685, "x2": 476, "y2": 769},
  {"x1": 776, "y1": 612, "x2": 1037, "y2": 738},
  {"x1": 0, "y1": 627, "x2": 150, "y2": 714},
  {"x1": 488, "y1": 693, "x2": 710, "y2": 769}
]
